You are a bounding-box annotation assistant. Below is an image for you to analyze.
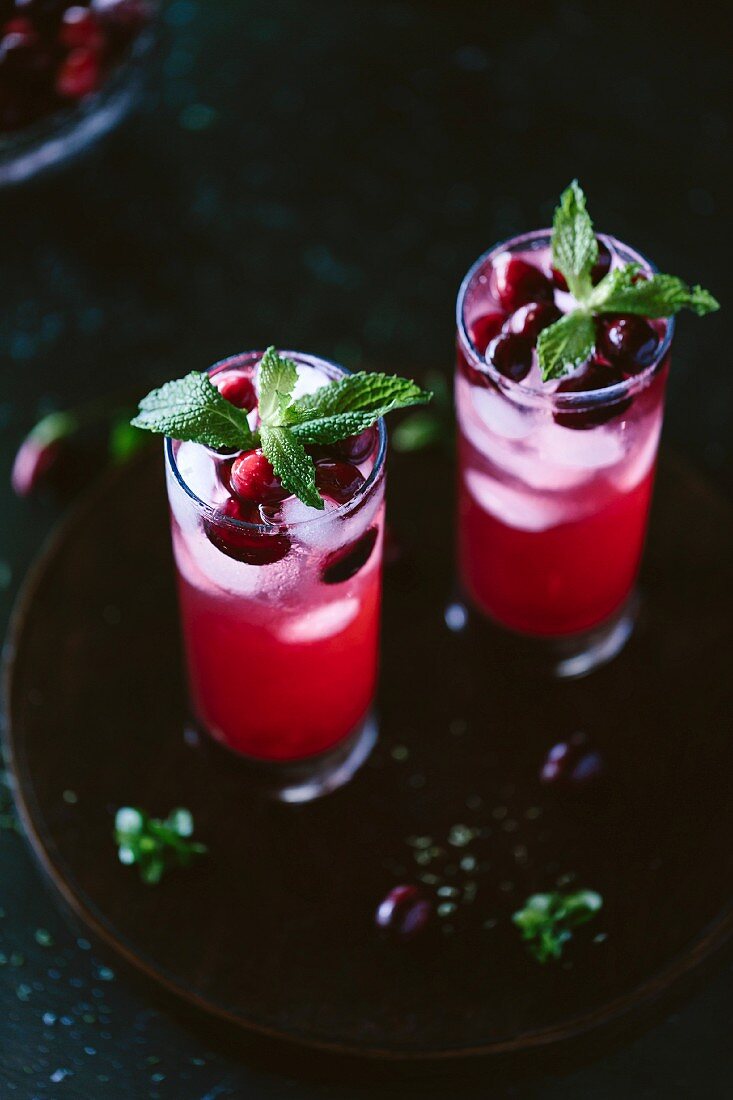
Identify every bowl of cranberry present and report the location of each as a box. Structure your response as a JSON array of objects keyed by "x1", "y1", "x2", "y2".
[{"x1": 0, "y1": 0, "x2": 158, "y2": 185}]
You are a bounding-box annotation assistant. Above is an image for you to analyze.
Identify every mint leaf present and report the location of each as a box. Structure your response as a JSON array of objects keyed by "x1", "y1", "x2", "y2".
[
  {"x1": 257, "y1": 346, "x2": 298, "y2": 426},
  {"x1": 537, "y1": 310, "x2": 595, "y2": 381},
  {"x1": 590, "y1": 264, "x2": 720, "y2": 317},
  {"x1": 512, "y1": 889, "x2": 603, "y2": 963},
  {"x1": 260, "y1": 424, "x2": 323, "y2": 510},
  {"x1": 392, "y1": 410, "x2": 446, "y2": 453},
  {"x1": 285, "y1": 370, "x2": 430, "y2": 427},
  {"x1": 114, "y1": 806, "x2": 206, "y2": 886},
  {"x1": 131, "y1": 372, "x2": 256, "y2": 450},
  {"x1": 551, "y1": 180, "x2": 598, "y2": 301}
]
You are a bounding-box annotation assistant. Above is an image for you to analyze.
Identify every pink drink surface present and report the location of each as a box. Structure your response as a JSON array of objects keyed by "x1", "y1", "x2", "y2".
[
  {"x1": 167, "y1": 355, "x2": 384, "y2": 761},
  {"x1": 456, "y1": 237, "x2": 669, "y2": 637}
]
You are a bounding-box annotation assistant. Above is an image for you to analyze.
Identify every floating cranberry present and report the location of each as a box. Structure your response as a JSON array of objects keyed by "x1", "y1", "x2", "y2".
[
  {"x1": 486, "y1": 332, "x2": 533, "y2": 383},
  {"x1": 322, "y1": 527, "x2": 378, "y2": 585},
  {"x1": 204, "y1": 497, "x2": 291, "y2": 566},
  {"x1": 215, "y1": 371, "x2": 257, "y2": 413},
  {"x1": 315, "y1": 459, "x2": 364, "y2": 505},
  {"x1": 60, "y1": 6, "x2": 103, "y2": 49},
  {"x1": 329, "y1": 425, "x2": 377, "y2": 464},
  {"x1": 540, "y1": 733, "x2": 606, "y2": 789},
  {"x1": 553, "y1": 239, "x2": 613, "y2": 291},
  {"x1": 375, "y1": 885, "x2": 432, "y2": 942},
  {"x1": 56, "y1": 46, "x2": 100, "y2": 98},
  {"x1": 490, "y1": 255, "x2": 554, "y2": 313},
  {"x1": 468, "y1": 310, "x2": 505, "y2": 355},
  {"x1": 597, "y1": 314, "x2": 660, "y2": 375},
  {"x1": 230, "y1": 449, "x2": 287, "y2": 505},
  {"x1": 504, "y1": 300, "x2": 561, "y2": 344},
  {"x1": 553, "y1": 360, "x2": 631, "y2": 430}
]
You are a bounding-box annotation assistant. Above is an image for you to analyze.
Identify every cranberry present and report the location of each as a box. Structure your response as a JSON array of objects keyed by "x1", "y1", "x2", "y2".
[
  {"x1": 553, "y1": 239, "x2": 613, "y2": 291},
  {"x1": 230, "y1": 449, "x2": 287, "y2": 505},
  {"x1": 329, "y1": 425, "x2": 377, "y2": 464},
  {"x1": 322, "y1": 527, "x2": 378, "y2": 585},
  {"x1": 11, "y1": 434, "x2": 64, "y2": 497},
  {"x1": 60, "y1": 6, "x2": 104, "y2": 50},
  {"x1": 553, "y1": 360, "x2": 631, "y2": 430},
  {"x1": 56, "y1": 47, "x2": 100, "y2": 99},
  {"x1": 540, "y1": 733, "x2": 606, "y2": 789},
  {"x1": 467, "y1": 310, "x2": 505, "y2": 355},
  {"x1": 504, "y1": 300, "x2": 561, "y2": 344},
  {"x1": 91, "y1": 0, "x2": 148, "y2": 49},
  {"x1": 597, "y1": 314, "x2": 660, "y2": 375},
  {"x1": 215, "y1": 371, "x2": 257, "y2": 413},
  {"x1": 490, "y1": 256, "x2": 554, "y2": 313},
  {"x1": 486, "y1": 332, "x2": 532, "y2": 383},
  {"x1": 315, "y1": 459, "x2": 364, "y2": 505},
  {"x1": 375, "y1": 885, "x2": 432, "y2": 942},
  {"x1": 204, "y1": 497, "x2": 291, "y2": 566},
  {"x1": 0, "y1": 30, "x2": 51, "y2": 86}
]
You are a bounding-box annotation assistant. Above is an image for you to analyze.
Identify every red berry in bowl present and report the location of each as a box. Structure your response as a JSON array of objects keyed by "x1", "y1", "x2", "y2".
[
  {"x1": 215, "y1": 371, "x2": 257, "y2": 412},
  {"x1": 468, "y1": 310, "x2": 505, "y2": 355},
  {"x1": 204, "y1": 497, "x2": 291, "y2": 566},
  {"x1": 329, "y1": 425, "x2": 377, "y2": 464},
  {"x1": 486, "y1": 332, "x2": 533, "y2": 383},
  {"x1": 322, "y1": 527, "x2": 378, "y2": 585},
  {"x1": 597, "y1": 314, "x2": 660, "y2": 375},
  {"x1": 553, "y1": 239, "x2": 612, "y2": 291},
  {"x1": 490, "y1": 255, "x2": 553, "y2": 313},
  {"x1": 375, "y1": 885, "x2": 432, "y2": 941},
  {"x1": 56, "y1": 47, "x2": 100, "y2": 99},
  {"x1": 553, "y1": 359, "x2": 631, "y2": 430},
  {"x1": 315, "y1": 459, "x2": 365, "y2": 504},
  {"x1": 504, "y1": 300, "x2": 561, "y2": 344},
  {"x1": 60, "y1": 6, "x2": 104, "y2": 50},
  {"x1": 230, "y1": 449, "x2": 287, "y2": 504}
]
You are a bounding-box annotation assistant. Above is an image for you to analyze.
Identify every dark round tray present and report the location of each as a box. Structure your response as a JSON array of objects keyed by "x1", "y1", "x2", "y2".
[{"x1": 3, "y1": 447, "x2": 733, "y2": 1072}]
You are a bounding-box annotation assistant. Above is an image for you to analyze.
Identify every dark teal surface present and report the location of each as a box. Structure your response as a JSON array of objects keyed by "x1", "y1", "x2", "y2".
[{"x1": 1, "y1": 0, "x2": 731, "y2": 1095}]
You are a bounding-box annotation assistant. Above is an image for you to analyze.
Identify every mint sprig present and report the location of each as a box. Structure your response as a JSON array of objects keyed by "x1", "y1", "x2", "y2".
[
  {"x1": 131, "y1": 372, "x2": 257, "y2": 450},
  {"x1": 132, "y1": 348, "x2": 432, "y2": 508},
  {"x1": 537, "y1": 181, "x2": 720, "y2": 381},
  {"x1": 512, "y1": 889, "x2": 603, "y2": 963},
  {"x1": 114, "y1": 806, "x2": 207, "y2": 885},
  {"x1": 551, "y1": 178, "x2": 598, "y2": 302}
]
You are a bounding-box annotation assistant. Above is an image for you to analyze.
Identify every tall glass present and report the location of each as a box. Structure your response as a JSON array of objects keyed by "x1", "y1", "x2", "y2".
[
  {"x1": 166, "y1": 351, "x2": 386, "y2": 801},
  {"x1": 455, "y1": 232, "x2": 673, "y2": 677}
]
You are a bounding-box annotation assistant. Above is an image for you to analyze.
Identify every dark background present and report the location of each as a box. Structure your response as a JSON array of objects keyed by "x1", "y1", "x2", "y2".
[{"x1": 0, "y1": 0, "x2": 731, "y2": 1096}]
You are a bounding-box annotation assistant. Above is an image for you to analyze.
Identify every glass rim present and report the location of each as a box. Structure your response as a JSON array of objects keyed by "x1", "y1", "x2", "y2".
[
  {"x1": 456, "y1": 228, "x2": 675, "y2": 409},
  {"x1": 165, "y1": 350, "x2": 387, "y2": 534}
]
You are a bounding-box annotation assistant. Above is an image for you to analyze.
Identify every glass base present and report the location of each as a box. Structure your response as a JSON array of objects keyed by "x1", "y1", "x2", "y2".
[
  {"x1": 445, "y1": 590, "x2": 639, "y2": 680},
  {"x1": 184, "y1": 712, "x2": 378, "y2": 804}
]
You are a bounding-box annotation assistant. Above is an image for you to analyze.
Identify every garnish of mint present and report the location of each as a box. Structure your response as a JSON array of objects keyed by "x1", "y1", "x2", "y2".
[
  {"x1": 512, "y1": 889, "x2": 603, "y2": 963},
  {"x1": 132, "y1": 347, "x2": 432, "y2": 509},
  {"x1": 114, "y1": 806, "x2": 207, "y2": 885},
  {"x1": 538, "y1": 180, "x2": 719, "y2": 381}
]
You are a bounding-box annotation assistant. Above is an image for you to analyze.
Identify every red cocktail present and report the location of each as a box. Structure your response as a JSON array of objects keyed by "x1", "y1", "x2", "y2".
[
  {"x1": 166, "y1": 351, "x2": 386, "y2": 800},
  {"x1": 456, "y1": 231, "x2": 672, "y2": 675}
]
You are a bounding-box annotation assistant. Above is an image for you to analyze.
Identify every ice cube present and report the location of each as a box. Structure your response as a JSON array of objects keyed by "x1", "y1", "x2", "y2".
[
  {"x1": 464, "y1": 468, "x2": 569, "y2": 532},
  {"x1": 278, "y1": 597, "x2": 360, "y2": 643},
  {"x1": 536, "y1": 420, "x2": 626, "y2": 471},
  {"x1": 470, "y1": 386, "x2": 535, "y2": 441}
]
